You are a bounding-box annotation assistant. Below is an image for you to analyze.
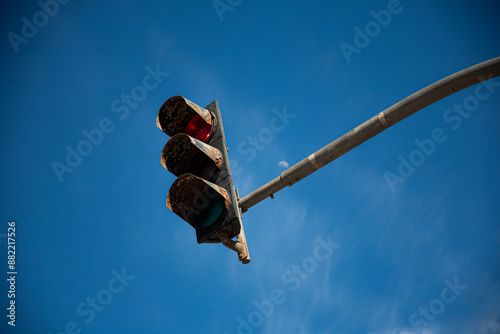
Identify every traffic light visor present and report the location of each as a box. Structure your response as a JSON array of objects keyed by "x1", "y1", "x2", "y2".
[
  {"x1": 156, "y1": 95, "x2": 214, "y2": 140},
  {"x1": 166, "y1": 174, "x2": 232, "y2": 236},
  {"x1": 161, "y1": 134, "x2": 222, "y2": 181}
]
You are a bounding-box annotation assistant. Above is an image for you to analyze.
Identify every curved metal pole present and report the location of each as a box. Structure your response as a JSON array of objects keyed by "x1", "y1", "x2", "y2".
[{"x1": 238, "y1": 57, "x2": 500, "y2": 213}]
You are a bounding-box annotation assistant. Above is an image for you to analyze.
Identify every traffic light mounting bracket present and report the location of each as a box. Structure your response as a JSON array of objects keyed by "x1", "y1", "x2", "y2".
[{"x1": 204, "y1": 100, "x2": 250, "y2": 264}]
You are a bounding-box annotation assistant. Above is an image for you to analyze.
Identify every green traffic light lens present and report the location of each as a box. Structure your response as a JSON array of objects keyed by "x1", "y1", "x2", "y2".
[
  {"x1": 198, "y1": 198, "x2": 224, "y2": 227},
  {"x1": 193, "y1": 188, "x2": 225, "y2": 228}
]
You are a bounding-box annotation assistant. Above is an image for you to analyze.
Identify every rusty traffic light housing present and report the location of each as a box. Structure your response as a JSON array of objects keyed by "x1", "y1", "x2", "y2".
[{"x1": 157, "y1": 95, "x2": 250, "y2": 264}]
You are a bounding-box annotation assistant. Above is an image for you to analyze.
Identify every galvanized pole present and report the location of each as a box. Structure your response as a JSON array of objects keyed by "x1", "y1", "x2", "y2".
[{"x1": 238, "y1": 57, "x2": 500, "y2": 213}]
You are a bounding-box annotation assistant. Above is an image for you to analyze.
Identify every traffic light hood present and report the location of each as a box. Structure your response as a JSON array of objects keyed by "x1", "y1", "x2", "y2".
[{"x1": 156, "y1": 95, "x2": 214, "y2": 139}]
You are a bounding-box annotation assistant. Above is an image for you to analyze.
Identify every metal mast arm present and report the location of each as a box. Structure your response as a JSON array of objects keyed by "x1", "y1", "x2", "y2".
[{"x1": 238, "y1": 57, "x2": 500, "y2": 213}]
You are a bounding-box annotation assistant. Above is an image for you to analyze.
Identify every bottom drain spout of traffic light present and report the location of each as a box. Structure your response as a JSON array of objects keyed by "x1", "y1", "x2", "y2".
[{"x1": 217, "y1": 231, "x2": 250, "y2": 264}]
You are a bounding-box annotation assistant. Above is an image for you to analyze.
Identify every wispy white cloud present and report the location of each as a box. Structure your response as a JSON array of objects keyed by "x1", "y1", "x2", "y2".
[{"x1": 233, "y1": 172, "x2": 254, "y2": 200}]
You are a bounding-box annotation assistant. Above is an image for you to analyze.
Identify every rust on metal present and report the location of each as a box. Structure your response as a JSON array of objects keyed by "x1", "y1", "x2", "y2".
[
  {"x1": 217, "y1": 230, "x2": 250, "y2": 264},
  {"x1": 188, "y1": 135, "x2": 222, "y2": 168},
  {"x1": 161, "y1": 134, "x2": 222, "y2": 180},
  {"x1": 156, "y1": 95, "x2": 213, "y2": 137},
  {"x1": 166, "y1": 174, "x2": 233, "y2": 240}
]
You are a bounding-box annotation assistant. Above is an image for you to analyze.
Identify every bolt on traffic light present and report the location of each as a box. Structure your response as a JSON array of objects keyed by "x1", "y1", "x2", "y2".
[{"x1": 157, "y1": 95, "x2": 250, "y2": 264}]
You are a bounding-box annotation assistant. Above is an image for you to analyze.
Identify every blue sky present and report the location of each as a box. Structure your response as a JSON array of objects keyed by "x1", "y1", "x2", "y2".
[{"x1": 1, "y1": 0, "x2": 500, "y2": 333}]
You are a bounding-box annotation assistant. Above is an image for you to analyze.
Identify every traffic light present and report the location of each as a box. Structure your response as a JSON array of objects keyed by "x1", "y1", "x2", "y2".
[{"x1": 157, "y1": 95, "x2": 250, "y2": 264}]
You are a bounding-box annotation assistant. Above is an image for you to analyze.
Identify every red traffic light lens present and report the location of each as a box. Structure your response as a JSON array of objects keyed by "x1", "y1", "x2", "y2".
[{"x1": 186, "y1": 114, "x2": 212, "y2": 142}]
